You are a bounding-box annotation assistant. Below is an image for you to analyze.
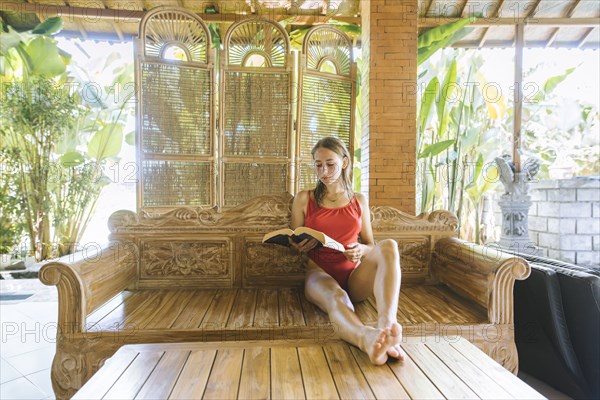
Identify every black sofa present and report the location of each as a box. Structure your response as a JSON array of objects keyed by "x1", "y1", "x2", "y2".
[{"x1": 514, "y1": 254, "x2": 600, "y2": 399}]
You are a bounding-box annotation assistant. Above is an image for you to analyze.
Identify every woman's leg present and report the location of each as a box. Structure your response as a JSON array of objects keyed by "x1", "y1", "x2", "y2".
[
  {"x1": 347, "y1": 239, "x2": 404, "y2": 359},
  {"x1": 304, "y1": 261, "x2": 399, "y2": 365}
]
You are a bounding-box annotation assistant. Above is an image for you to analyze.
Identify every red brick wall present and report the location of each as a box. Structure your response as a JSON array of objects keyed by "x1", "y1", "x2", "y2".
[{"x1": 361, "y1": 0, "x2": 417, "y2": 213}]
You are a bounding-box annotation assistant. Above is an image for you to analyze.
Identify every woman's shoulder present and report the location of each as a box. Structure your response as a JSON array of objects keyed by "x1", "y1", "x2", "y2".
[
  {"x1": 354, "y1": 192, "x2": 369, "y2": 212},
  {"x1": 354, "y1": 192, "x2": 368, "y2": 205},
  {"x1": 292, "y1": 190, "x2": 311, "y2": 208}
]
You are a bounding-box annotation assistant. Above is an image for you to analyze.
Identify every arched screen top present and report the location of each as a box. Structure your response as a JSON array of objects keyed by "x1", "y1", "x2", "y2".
[
  {"x1": 139, "y1": 7, "x2": 211, "y2": 64},
  {"x1": 225, "y1": 18, "x2": 290, "y2": 68},
  {"x1": 303, "y1": 26, "x2": 352, "y2": 77}
]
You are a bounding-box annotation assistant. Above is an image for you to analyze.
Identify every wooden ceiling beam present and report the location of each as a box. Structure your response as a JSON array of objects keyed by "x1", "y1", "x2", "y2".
[
  {"x1": 419, "y1": 17, "x2": 600, "y2": 27},
  {"x1": 545, "y1": 0, "x2": 582, "y2": 47},
  {"x1": 0, "y1": 1, "x2": 359, "y2": 24},
  {"x1": 477, "y1": 0, "x2": 506, "y2": 48}
]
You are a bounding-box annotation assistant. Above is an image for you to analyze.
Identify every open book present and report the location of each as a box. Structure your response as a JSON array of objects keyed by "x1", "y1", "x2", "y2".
[{"x1": 262, "y1": 227, "x2": 345, "y2": 252}]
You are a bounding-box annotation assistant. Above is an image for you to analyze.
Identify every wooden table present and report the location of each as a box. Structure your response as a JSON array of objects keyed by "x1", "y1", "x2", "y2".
[{"x1": 73, "y1": 337, "x2": 545, "y2": 399}]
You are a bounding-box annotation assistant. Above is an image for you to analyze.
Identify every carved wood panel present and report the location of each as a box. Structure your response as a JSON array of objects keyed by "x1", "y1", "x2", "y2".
[
  {"x1": 140, "y1": 239, "x2": 232, "y2": 282},
  {"x1": 243, "y1": 239, "x2": 305, "y2": 287},
  {"x1": 378, "y1": 236, "x2": 431, "y2": 282}
]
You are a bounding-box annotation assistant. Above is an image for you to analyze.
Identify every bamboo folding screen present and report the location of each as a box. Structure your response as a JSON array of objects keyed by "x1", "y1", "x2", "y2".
[
  {"x1": 219, "y1": 18, "x2": 294, "y2": 208},
  {"x1": 135, "y1": 7, "x2": 355, "y2": 211},
  {"x1": 136, "y1": 7, "x2": 216, "y2": 211},
  {"x1": 297, "y1": 26, "x2": 356, "y2": 193}
]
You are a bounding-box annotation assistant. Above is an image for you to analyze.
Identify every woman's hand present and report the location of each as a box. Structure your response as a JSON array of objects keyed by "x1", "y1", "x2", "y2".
[
  {"x1": 344, "y1": 242, "x2": 365, "y2": 263},
  {"x1": 289, "y1": 237, "x2": 319, "y2": 253}
]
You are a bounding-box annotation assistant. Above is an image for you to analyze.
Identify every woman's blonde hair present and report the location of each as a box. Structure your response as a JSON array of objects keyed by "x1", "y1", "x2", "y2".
[{"x1": 311, "y1": 136, "x2": 354, "y2": 207}]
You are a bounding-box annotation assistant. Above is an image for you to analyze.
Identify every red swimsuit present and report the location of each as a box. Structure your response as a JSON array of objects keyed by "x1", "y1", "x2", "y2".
[{"x1": 304, "y1": 192, "x2": 362, "y2": 290}]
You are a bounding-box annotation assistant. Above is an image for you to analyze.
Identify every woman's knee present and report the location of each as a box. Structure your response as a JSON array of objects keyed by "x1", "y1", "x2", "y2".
[
  {"x1": 331, "y1": 287, "x2": 354, "y2": 310},
  {"x1": 378, "y1": 239, "x2": 400, "y2": 258}
]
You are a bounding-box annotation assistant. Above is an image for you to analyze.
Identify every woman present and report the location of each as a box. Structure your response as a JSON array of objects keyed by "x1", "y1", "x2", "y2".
[{"x1": 290, "y1": 137, "x2": 405, "y2": 365}]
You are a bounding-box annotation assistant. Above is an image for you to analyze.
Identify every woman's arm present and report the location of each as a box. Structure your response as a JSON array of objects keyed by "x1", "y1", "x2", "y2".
[
  {"x1": 290, "y1": 190, "x2": 319, "y2": 253},
  {"x1": 344, "y1": 193, "x2": 375, "y2": 262},
  {"x1": 290, "y1": 190, "x2": 308, "y2": 230}
]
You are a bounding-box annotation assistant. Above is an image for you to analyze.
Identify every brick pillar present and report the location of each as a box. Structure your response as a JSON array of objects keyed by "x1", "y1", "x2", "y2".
[{"x1": 361, "y1": 0, "x2": 417, "y2": 213}]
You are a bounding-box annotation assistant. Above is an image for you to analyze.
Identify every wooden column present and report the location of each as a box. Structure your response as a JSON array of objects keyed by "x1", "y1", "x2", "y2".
[
  {"x1": 513, "y1": 23, "x2": 524, "y2": 173},
  {"x1": 361, "y1": 0, "x2": 418, "y2": 213}
]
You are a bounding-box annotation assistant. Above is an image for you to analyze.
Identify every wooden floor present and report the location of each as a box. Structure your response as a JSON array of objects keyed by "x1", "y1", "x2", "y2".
[
  {"x1": 72, "y1": 338, "x2": 545, "y2": 400},
  {"x1": 87, "y1": 285, "x2": 487, "y2": 332}
]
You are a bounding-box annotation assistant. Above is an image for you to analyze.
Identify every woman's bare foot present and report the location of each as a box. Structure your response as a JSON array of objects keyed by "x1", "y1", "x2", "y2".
[
  {"x1": 360, "y1": 327, "x2": 397, "y2": 365},
  {"x1": 382, "y1": 322, "x2": 405, "y2": 361}
]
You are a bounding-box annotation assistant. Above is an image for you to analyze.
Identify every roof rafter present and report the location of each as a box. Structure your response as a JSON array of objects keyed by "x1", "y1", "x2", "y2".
[
  {"x1": 545, "y1": 0, "x2": 582, "y2": 47},
  {"x1": 577, "y1": 27, "x2": 595, "y2": 48},
  {"x1": 477, "y1": 0, "x2": 506, "y2": 48}
]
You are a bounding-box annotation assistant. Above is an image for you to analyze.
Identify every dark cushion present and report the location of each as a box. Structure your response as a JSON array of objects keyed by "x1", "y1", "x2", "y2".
[{"x1": 515, "y1": 257, "x2": 600, "y2": 400}]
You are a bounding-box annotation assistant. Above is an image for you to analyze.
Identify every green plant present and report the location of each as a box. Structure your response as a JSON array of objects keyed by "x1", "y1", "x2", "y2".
[
  {"x1": 51, "y1": 53, "x2": 133, "y2": 257},
  {"x1": 1, "y1": 76, "x2": 82, "y2": 260},
  {"x1": 0, "y1": 148, "x2": 25, "y2": 254},
  {"x1": 1, "y1": 18, "x2": 134, "y2": 259},
  {"x1": 417, "y1": 49, "x2": 511, "y2": 242}
]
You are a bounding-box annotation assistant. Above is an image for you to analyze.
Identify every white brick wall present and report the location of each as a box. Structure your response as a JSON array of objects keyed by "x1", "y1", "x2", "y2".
[{"x1": 493, "y1": 177, "x2": 600, "y2": 269}]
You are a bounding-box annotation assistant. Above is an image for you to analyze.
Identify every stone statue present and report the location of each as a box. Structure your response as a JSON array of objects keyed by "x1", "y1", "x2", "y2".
[
  {"x1": 495, "y1": 155, "x2": 540, "y2": 253},
  {"x1": 495, "y1": 155, "x2": 540, "y2": 200}
]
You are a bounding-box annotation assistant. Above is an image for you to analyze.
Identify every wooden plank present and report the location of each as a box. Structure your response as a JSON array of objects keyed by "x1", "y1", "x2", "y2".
[
  {"x1": 398, "y1": 288, "x2": 438, "y2": 323},
  {"x1": 135, "y1": 351, "x2": 189, "y2": 399},
  {"x1": 428, "y1": 285, "x2": 486, "y2": 322},
  {"x1": 404, "y1": 286, "x2": 464, "y2": 323},
  {"x1": 279, "y1": 288, "x2": 307, "y2": 326},
  {"x1": 227, "y1": 289, "x2": 257, "y2": 328},
  {"x1": 451, "y1": 339, "x2": 545, "y2": 399},
  {"x1": 123, "y1": 290, "x2": 180, "y2": 330},
  {"x1": 426, "y1": 342, "x2": 513, "y2": 399},
  {"x1": 298, "y1": 346, "x2": 339, "y2": 399},
  {"x1": 324, "y1": 343, "x2": 375, "y2": 400},
  {"x1": 386, "y1": 295, "x2": 418, "y2": 324},
  {"x1": 94, "y1": 290, "x2": 157, "y2": 331},
  {"x1": 200, "y1": 289, "x2": 239, "y2": 329},
  {"x1": 238, "y1": 347, "x2": 270, "y2": 400},
  {"x1": 354, "y1": 299, "x2": 378, "y2": 325},
  {"x1": 299, "y1": 292, "x2": 329, "y2": 325},
  {"x1": 404, "y1": 285, "x2": 476, "y2": 324},
  {"x1": 103, "y1": 351, "x2": 164, "y2": 400},
  {"x1": 203, "y1": 349, "x2": 244, "y2": 400},
  {"x1": 72, "y1": 349, "x2": 138, "y2": 399},
  {"x1": 402, "y1": 343, "x2": 478, "y2": 399},
  {"x1": 86, "y1": 291, "x2": 133, "y2": 330},
  {"x1": 144, "y1": 290, "x2": 195, "y2": 329},
  {"x1": 271, "y1": 347, "x2": 306, "y2": 399},
  {"x1": 254, "y1": 289, "x2": 279, "y2": 327},
  {"x1": 387, "y1": 345, "x2": 443, "y2": 399},
  {"x1": 171, "y1": 290, "x2": 216, "y2": 329},
  {"x1": 169, "y1": 349, "x2": 217, "y2": 400},
  {"x1": 349, "y1": 347, "x2": 410, "y2": 399}
]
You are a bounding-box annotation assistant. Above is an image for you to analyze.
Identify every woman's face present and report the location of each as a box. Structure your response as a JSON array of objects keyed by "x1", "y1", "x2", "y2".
[{"x1": 313, "y1": 147, "x2": 346, "y2": 185}]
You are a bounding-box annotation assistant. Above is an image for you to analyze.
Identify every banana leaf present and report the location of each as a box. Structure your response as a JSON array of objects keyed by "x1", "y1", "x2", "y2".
[{"x1": 418, "y1": 18, "x2": 474, "y2": 66}]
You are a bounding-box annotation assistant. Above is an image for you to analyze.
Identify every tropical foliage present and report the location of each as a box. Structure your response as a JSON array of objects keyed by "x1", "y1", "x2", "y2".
[
  {"x1": 417, "y1": 46, "x2": 598, "y2": 243},
  {"x1": 0, "y1": 17, "x2": 133, "y2": 260}
]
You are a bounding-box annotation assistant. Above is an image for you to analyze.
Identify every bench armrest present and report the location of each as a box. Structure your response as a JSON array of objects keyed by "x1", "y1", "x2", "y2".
[
  {"x1": 39, "y1": 241, "x2": 138, "y2": 333},
  {"x1": 431, "y1": 237, "x2": 530, "y2": 324}
]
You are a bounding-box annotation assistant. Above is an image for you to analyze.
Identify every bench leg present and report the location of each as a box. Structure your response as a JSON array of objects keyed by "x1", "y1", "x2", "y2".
[
  {"x1": 483, "y1": 339, "x2": 519, "y2": 374},
  {"x1": 51, "y1": 338, "x2": 120, "y2": 399}
]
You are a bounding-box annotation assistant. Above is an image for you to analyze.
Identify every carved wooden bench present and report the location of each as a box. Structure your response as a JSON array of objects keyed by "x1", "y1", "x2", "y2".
[{"x1": 40, "y1": 194, "x2": 530, "y2": 398}]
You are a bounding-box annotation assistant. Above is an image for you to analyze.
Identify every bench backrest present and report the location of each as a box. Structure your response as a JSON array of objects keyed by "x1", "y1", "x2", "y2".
[{"x1": 108, "y1": 194, "x2": 458, "y2": 288}]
